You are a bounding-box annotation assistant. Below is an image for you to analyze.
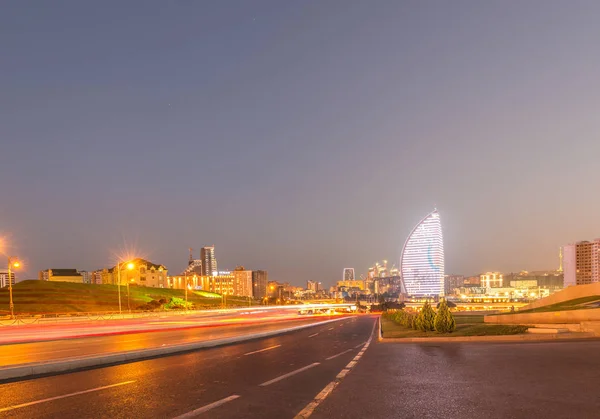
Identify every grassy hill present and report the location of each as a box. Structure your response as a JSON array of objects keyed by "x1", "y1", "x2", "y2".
[{"x1": 0, "y1": 280, "x2": 253, "y2": 315}]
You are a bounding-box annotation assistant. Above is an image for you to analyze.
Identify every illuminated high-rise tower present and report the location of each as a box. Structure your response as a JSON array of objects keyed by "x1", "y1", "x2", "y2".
[
  {"x1": 201, "y1": 246, "x2": 218, "y2": 276},
  {"x1": 400, "y1": 210, "x2": 445, "y2": 296},
  {"x1": 343, "y1": 268, "x2": 355, "y2": 281}
]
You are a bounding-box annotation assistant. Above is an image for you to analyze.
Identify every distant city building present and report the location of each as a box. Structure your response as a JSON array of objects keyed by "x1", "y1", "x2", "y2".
[
  {"x1": 79, "y1": 270, "x2": 91, "y2": 284},
  {"x1": 337, "y1": 280, "x2": 365, "y2": 290},
  {"x1": 205, "y1": 272, "x2": 234, "y2": 295},
  {"x1": 400, "y1": 210, "x2": 445, "y2": 296},
  {"x1": 480, "y1": 272, "x2": 504, "y2": 288},
  {"x1": 0, "y1": 269, "x2": 16, "y2": 288},
  {"x1": 106, "y1": 259, "x2": 168, "y2": 288},
  {"x1": 564, "y1": 240, "x2": 600, "y2": 286},
  {"x1": 307, "y1": 280, "x2": 320, "y2": 293},
  {"x1": 343, "y1": 268, "x2": 355, "y2": 281},
  {"x1": 201, "y1": 246, "x2": 218, "y2": 276},
  {"x1": 463, "y1": 276, "x2": 481, "y2": 286},
  {"x1": 504, "y1": 271, "x2": 563, "y2": 291},
  {"x1": 252, "y1": 270, "x2": 268, "y2": 299},
  {"x1": 232, "y1": 267, "x2": 253, "y2": 298},
  {"x1": 444, "y1": 275, "x2": 465, "y2": 295},
  {"x1": 38, "y1": 269, "x2": 83, "y2": 283},
  {"x1": 185, "y1": 249, "x2": 203, "y2": 275}
]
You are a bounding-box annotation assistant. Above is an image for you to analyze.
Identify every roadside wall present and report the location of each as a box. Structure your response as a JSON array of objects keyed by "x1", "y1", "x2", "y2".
[
  {"x1": 520, "y1": 283, "x2": 600, "y2": 311},
  {"x1": 485, "y1": 307, "x2": 600, "y2": 324}
]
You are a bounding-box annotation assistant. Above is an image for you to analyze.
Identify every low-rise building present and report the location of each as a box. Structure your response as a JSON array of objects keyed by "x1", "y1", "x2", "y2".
[
  {"x1": 39, "y1": 269, "x2": 83, "y2": 283},
  {"x1": 480, "y1": 272, "x2": 503, "y2": 288},
  {"x1": 0, "y1": 269, "x2": 16, "y2": 288}
]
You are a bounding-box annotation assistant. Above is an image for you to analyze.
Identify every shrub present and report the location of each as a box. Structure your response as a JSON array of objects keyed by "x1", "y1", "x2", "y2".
[
  {"x1": 416, "y1": 301, "x2": 436, "y2": 331},
  {"x1": 434, "y1": 299, "x2": 456, "y2": 333}
]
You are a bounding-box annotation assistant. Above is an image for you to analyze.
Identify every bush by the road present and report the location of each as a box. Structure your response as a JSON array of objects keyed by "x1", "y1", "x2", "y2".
[
  {"x1": 415, "y1": 301, "x2": 435, "y2": 332},
  {"x1": 434, "y1": 299, "x2": 456, "y2": 333}
]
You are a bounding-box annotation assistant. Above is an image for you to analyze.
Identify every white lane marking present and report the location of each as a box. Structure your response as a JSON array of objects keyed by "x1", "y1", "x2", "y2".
[
  {"x1": 259, "y1": 363, "x2": 320, "y2": 387},
  {"x1": 325, "y1": 349, "x2": 353, "y2": 361},
  {"x1": 354, "y1": 342, "x2": 366, "y2": 349},
  {"x1": 172, "y1": 395, "x2": 240, "y2": 418},
  {"x1": 308, "y1": 333, "x2": 319, "y2": 338},
  {"x1": 294, "y1": 319, "x2": 378, "y2": 419},
  {"x1": 0, "y1": 381, "x2": 136, "y2": 413},
  {"x1": 244, "y1": 345, "x2": 281, "y2": 356},
  {"x1": 327, "y1": 328, "x2": 334, "y2": 331}
]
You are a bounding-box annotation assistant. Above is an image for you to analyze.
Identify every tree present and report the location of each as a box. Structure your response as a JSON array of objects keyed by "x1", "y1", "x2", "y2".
[
  {"x1": 416, "y1": 301, "x2": 436, "y2": 331},
  {"x1": 434, "y1": 299, "x2": 456, "y2": 333}
]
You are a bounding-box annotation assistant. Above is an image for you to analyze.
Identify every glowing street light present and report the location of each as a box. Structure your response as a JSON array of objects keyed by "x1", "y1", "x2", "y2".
[
  {"x1": 116, "y1": 259, "x2": 137, "y2": 314},
  {"x1": 7, "y1": 256, "x2": 21, "y2": 319}
]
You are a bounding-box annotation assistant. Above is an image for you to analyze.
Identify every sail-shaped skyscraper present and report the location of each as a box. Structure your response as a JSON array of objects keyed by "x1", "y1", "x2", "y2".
[{"x1": 400, "y1": 210, "x2": 445, "y2": 296}]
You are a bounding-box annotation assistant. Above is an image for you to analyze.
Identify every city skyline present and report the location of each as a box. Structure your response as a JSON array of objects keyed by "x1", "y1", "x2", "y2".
[{"x1": 4, "y1": 2, "x2": 600, "y2": 286}]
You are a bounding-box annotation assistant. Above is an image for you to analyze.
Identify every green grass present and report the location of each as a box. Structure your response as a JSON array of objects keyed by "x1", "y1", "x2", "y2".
[
  {"x1": 498, "y1": 295, "x2": 600, "y2": 315},
  {"x1": 381, "y1": 316, "x2": 528, "y2": 338},
  {"x1": 0, "y1": 280, "x2": 254, "y2": 315},
  {"x1": 453, "y1": 314, "x2": 484, "y2": 324}
]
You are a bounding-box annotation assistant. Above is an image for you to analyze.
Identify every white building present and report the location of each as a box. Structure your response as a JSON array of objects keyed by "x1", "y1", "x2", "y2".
[
  {"x1": 0, "y1": 269, "x2": 16, "y2": 288},
  {"x1": 400, "y1": 210, "x2": 445, "y2": 296}
]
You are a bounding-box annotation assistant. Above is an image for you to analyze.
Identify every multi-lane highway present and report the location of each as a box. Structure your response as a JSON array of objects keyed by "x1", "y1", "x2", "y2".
[
  {"x1": 0, "y1": 317, "x2": 350, "y2": 368},
  {"x1": 0, "y1": 316, "x2": 375, "y2": 418},
  {"x1": 2, "y1": 315, "x2": 600, "y2": 419}
]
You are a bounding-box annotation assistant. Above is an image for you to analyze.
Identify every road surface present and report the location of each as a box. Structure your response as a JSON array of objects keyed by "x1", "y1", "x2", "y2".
[
  {"x1": 0, "y1": 316, "x2": 346, "y2": 368},
  {"x1": 0, "y1": 316, "x2": 373, "y2": 418},
  {"x1": 312, "y1": 337, "x2": 600, "y2": 419},
  {"x1": 2, "y1": 317, "x2": 599, "y2": 418}
]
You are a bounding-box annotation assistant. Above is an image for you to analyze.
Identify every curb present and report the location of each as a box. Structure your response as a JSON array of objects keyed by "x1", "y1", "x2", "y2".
[
  {"x1": 0, "y1": 317, "x2": 348, "y2": 382},
  {"x1": 378, "y1": 332, "x2": 597, "y2": 343}
]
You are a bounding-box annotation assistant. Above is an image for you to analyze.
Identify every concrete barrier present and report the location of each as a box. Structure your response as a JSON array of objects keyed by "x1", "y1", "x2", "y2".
[
  {"x1": 0, "y1": 317, "x2": 348, "y2": 382},
  {"x1": 520, "y1": 283, "x2": 600, "y2": 311},
  {"x1": 485, "y1": 308, "x2": 600, "y2": 325}
]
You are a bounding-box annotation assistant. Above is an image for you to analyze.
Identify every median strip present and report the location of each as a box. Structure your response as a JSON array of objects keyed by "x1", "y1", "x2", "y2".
[{"x1": 0, "y1": 380, "x2": 136, "y2": 413}]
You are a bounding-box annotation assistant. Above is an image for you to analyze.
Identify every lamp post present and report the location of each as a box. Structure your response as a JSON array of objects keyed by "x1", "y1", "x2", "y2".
[
  {"x1": 126, "y1": 262, "x2": 135, "y2": 313},
  {"x1": 7, "y1": 256, "x2": 21, "y2": 319},
  {"x1": 184, "y1": 272, "x2": 189, "y2": 310},
  {"x1": 117, "y1": 262, "x2": 122, "y2": 314}
]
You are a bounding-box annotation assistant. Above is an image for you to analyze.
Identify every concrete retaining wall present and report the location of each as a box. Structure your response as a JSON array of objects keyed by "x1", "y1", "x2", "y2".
[
  {"x1": 485, "y1": 307, "x2": 600, "y2": 324},
  {"x1": 521, "y1": 283, "x2": 600, "y2": 311}
]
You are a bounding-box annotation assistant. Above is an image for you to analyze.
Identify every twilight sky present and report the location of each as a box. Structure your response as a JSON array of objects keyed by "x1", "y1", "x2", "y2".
[{"x1": 2, "y1": 1, "x2": 600, "y2": 286}]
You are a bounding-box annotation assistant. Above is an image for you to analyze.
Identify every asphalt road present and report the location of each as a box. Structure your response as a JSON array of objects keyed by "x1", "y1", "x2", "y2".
[
  {"x1": 0, "y1": 308, "x2": 330, "y2": 344},
  {"x1": 312, "y1": 338, "x2": 600, "y2": 419},
  {"x1": 0, "y1": 316, "x2": 346, "y2": 367},
  {"x1": 3, "y1": 317, "x2": 597, "y2": 419},
  {"x1": 0, "y1": 316, "x2": 374, "y2": 418}
]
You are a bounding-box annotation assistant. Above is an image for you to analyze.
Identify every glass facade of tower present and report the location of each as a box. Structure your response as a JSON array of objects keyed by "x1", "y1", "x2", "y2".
[
  {"x1": 400, "y1": 210, "x2": 444, "y2": 296},
  {"x1": 343, "y1": 268, "x2": 355, "y2": 281}
]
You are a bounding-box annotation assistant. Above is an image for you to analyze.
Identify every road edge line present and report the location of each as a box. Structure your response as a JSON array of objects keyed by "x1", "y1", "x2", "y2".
[{"x1": 293, "y1": 318, "x2": 377, "y2": 419}]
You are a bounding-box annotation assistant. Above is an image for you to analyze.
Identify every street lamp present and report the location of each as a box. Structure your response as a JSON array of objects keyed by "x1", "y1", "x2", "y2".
[
  {"x1": 116, "y1": 260, "x2": 136, "y2": 314},
  {"x1": 126, "y1": 262, "x2": 135, "y2": 313},
  {"x1": 7, "y1": 256, "x2": 21, "y2": 319}
]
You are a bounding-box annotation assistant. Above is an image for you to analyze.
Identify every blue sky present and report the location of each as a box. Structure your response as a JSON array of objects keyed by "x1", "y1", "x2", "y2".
[{"x1": 2, "y1": 1, "x2": 600, "y2": 285}]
